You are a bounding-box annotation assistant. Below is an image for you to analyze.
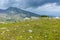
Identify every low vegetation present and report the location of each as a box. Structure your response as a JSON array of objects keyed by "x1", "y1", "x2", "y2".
[
  {"x1": 0, "y1": 18, "x2": 60, "y2": 40},
  {"x1": 40, "y1": 15, "x2": 49, "y2": 17}
]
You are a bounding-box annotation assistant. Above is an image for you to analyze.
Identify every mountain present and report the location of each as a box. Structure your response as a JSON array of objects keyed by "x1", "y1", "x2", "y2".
[
  {"x1": 0, "y1": 7, "x2": 40, "y2": 22},
  {"x1": 0, "y1": 7, "x2": 40, "y2": 17}
]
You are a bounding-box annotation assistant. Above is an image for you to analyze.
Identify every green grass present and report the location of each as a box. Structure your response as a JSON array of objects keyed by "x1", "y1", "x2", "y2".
[{"x1": 0, "y1": 18, "x2": 60, "y2": 40}]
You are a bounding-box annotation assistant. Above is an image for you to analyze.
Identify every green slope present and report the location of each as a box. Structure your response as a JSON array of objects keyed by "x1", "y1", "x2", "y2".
[{"x1": 0, "y1": 18, "x2": 60, "y2": 40}]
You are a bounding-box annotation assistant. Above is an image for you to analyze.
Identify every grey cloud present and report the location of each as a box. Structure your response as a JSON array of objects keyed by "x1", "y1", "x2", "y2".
[{"x1": 0, "y1": 0, "x2": 60, "y2": 9}]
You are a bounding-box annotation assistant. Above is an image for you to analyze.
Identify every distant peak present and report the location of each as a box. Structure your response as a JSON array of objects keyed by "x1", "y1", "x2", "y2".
[
  {"x1": 8, "y1": 7, "x2": 21, "y2": 9},
  {"x1": 7, "y1": 7, "x2": 17, "y2": 9},
  {"x1": 6, "y1": 7, "x2": 22, "y2": 11}
]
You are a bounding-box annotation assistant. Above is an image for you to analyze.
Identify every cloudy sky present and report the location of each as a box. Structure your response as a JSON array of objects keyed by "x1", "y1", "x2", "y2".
[{"x1": 0, "y1": 0, "x2": 60, "y2": 16}]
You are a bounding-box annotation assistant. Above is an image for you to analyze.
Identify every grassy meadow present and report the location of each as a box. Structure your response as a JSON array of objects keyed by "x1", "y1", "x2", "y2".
[{"x1": 0, "y1": 18, "x2": 60, "y2": 40}]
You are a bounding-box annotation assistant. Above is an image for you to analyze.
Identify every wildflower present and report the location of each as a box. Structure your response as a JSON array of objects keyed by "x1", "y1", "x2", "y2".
[
  {"x1": 29, "y1": 36, "x2": 33, "y2": 38},
  {"x1": 0, "y1": 27, "x2": 7, "y2": 30}
]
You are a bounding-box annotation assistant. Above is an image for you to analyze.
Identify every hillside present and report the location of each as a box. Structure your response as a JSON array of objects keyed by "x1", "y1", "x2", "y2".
[
  {"x1": 0, "y1": 7, "x2": 40, "y2": 22},
  {"x1": 0, "y1": 18, "x2": 60, "y2": 40}
]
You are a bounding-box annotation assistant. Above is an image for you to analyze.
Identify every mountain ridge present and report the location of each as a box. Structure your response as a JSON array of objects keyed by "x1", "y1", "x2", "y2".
[
  {"x1": 0, "y1": 7, "x2": 40, "y2": 22},
  {"x1": 0, "y1": 7, "x2": 40, "y2": 17}
]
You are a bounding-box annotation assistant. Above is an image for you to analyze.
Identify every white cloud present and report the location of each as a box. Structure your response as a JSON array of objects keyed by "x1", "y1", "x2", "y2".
[
  {"x1": 0, "y1": 0, "x2": 9, "y2": 9},
  {"x1": 0, "y1": 0, "x2": 29, "y2": 9},
  {"x1": 24, "y1": 3, "x2": 60, "y2": 16}
]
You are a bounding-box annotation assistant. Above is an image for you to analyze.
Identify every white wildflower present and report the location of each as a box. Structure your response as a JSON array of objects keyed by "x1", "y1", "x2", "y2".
[
  {"x1": 29, "y1": 36, "x2": 33, "y2": 38},
  {"x1": 6, "y1": 29, "x2": 10, "y2": 32},
  {"x1": 0, "y1": 27, "x2": 7, "y2": 30},
  {"x1": 1, "y1": 31, "x2": 5, "y2": 35}
]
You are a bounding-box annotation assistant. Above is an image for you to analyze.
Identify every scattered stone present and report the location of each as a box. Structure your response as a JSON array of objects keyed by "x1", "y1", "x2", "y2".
[{"x1": 28, "y1": 30, "x2": 33, "y2": 33}]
